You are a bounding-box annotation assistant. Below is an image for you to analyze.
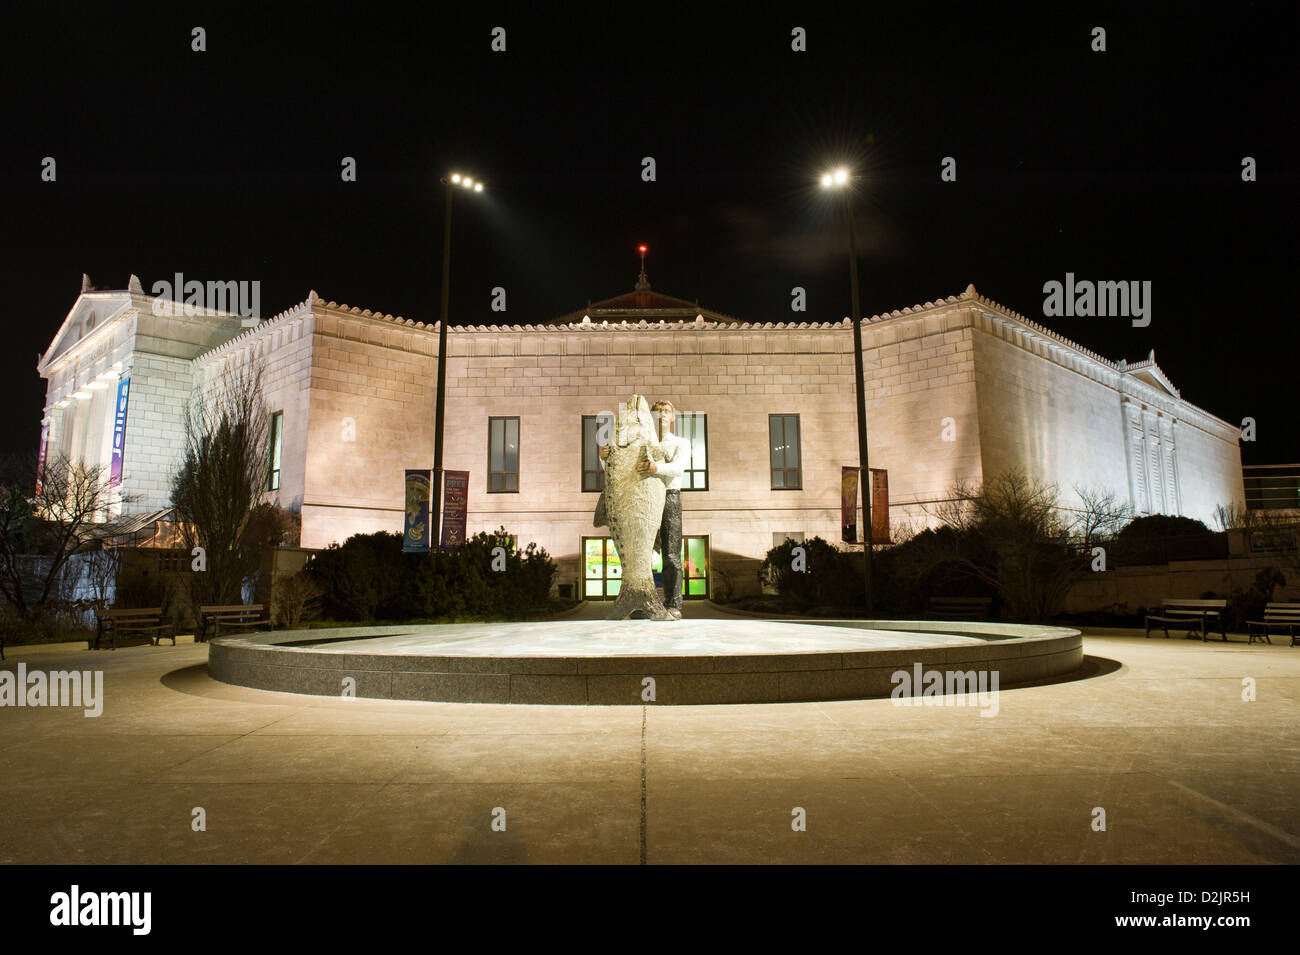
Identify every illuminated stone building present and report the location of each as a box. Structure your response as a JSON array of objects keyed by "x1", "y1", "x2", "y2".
[{"x1": 38, "y1": 272, "x2": 1245, "y2": 598}]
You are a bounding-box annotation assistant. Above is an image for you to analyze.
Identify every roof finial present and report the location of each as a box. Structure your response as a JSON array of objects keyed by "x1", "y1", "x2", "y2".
[
  {"x1": 635, "y1": 244, "x2": 650, "y2": 291},
  {"x1": 81, "y1": 273, "x2": 92, "y2": 293}
]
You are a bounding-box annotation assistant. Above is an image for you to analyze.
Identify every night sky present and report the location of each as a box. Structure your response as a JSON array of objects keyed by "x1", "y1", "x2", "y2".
[{"x1": 3, "y1": 5, "x2": 1295, "y2": 461}]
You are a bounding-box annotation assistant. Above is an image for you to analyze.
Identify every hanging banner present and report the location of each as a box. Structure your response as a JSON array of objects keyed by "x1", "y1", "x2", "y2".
[
  {"x1": 870, "y1": 467, "x2": 890, "y2": 545},
  {"x1": 109, "y1": 377, "x2": 131, "y2": 488},
  {"x1": 35, "y1": 423, "x2": 50, "y2": 495},
  {"x1": 403, "y1": 469, "x2": 432, "y2": 552},
  {"x1": 841, "y1": 466, "x2": 859, "y2": 543},
  {"x1": 440, "y1": 470, "x2": 470, "y2": 548}
]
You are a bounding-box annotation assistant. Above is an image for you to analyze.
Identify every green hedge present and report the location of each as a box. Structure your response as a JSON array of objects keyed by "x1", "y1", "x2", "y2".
[{"x1": 306, "y1": 527, "x2": 556, "y2": 622}]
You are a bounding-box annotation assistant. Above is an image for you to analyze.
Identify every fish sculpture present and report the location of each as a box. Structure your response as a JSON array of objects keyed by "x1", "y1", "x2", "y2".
[{"x1": 595, "y1": 395, "x2": 674, "y2": 621}]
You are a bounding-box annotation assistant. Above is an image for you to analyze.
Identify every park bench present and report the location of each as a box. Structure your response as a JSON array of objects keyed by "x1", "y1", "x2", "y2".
[
  {"x1": 199, "y1": 604, "x2": 270, "y2": 642},
  {"x1": 93, "y1": 607, "x2": 176, "y2": 650},
  {"x1": 927, "y1": 596, "x2": 993, "y2": 621},
  {"x1": 1144, "y1": 598, "x2": 1228, "y2": 642},
  {"x1": 1246, "y1": 602, "x2": 1300, "y2": 646}
]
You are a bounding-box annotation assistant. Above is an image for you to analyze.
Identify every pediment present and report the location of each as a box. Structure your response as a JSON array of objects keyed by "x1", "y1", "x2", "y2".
[{"x1": 39, "y1": 291, "x2": 133, "y2": 372}]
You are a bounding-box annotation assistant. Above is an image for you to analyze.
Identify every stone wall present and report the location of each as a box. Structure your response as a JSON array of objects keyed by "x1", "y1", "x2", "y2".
[
  {"x1": 1066, "y1": 554, "x2": 1300, "y2": 613},
  {"x1": 971, "y1": 317, "x2": 1131, "y2": 508},
  {"x1": 1173, "y1": 416, "x2": 1247, "y2": 525},
  {"x1": 438, "y1": 318, "x2": 861, "y2": 591},
  {"x1": 967, "y1": 307, "x2": 1242, "y2": 527},
  {"x1": 120, "y1": 353, "x2": 195, "y2": 512},
  {"x1": 860, "y1": 304, "x2": 983, "y2": 529},
  {"x1": 266, "y1": 302, "x2": 991, "y2": 590},
  {"x1": 40, "y1": 291, "x2": 252, "y2": 518},
  {"x1": 118, "y1": 287, "x2": 1249, "y2": 606},
  {"x1": 297, "y1": 308, "x2": 438, "y2": 549}
]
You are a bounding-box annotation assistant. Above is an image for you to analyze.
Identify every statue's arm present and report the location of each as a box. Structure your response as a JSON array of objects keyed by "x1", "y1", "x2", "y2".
[{"x1": 653, "y1": 436, "x2": 688, "y2": 481}]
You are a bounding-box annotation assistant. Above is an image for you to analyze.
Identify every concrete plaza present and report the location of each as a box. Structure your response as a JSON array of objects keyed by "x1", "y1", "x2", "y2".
[{"x1": 1, "y1": 605, "x2": 1296, "y2": 864}]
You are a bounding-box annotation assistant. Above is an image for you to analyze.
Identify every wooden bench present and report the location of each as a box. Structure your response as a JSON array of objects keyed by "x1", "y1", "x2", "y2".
[
  {"x1": 927, "y1": 596, "x2": 993, "y2": 621},
  {"x1": 199, "y1": 604, "x2": 270, "y2": 642},
  {"x1": 1145, "y1": 598, "x2": 1228, "y2": 642},
  {"x1": 93, "y1": 607, "x2": 176, "y2": 650},
  {"x1": 1246, "y1": 602, "x2": 1300, "y2": 646}
]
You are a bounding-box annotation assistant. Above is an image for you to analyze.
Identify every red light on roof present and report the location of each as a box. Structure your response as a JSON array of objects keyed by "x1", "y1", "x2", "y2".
[{"x1": 638, "y1": 245, "x2": 647, "y2": 253}]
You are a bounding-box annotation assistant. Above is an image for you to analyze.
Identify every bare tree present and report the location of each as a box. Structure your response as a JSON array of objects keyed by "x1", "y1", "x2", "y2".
[
  {"x1": 1072, "y1": 485, "x2": 1134, "y2": 551},
  {"x1": 271, "y1": 569, "x2": 322, "y2": 628},
  {"x1": 906, "y1": 469, "x2": 1131, "y2": 621},
  {"x1": 171, "y1": 360, "x2": 288, "y2": 623},
  {"x1": 1212, "y1": 501, "x2": 1259, "y2": 532},
  {"x1": 0, "y1": 452, "x2": 127, "y2": 624},
  {"x1": 83, "y1": 543, "x2": 122, "y2": 615}
]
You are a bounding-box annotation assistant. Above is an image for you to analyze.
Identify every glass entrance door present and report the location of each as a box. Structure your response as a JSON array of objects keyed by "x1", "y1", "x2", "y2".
[
  {"x1": 582, "y1": 536, "x2": 622, "y2": 599},
  {"x1": 584, "y1": 535, "x2": 709, "y2": 600},
  {"x1": 651, "y1": 535, "x2": 710, "y2": 599}
]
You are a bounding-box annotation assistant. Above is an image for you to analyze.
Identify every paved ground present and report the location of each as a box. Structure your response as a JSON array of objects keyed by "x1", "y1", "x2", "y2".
[{"x1": 1, "y1": 607, "x2": 1297, "y2": 864}]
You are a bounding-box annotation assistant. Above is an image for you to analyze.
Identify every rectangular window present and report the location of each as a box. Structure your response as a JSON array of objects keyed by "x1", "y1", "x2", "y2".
[
  {"x1": 676, "y1": 412, "x2": 709, "y2": 491},
  {"x1": 769, "y1": 414, "x2": 801, "y2": 489},
  {"x1": 267, "y1": 411, "x2": 283, "y2": 491},
  {"x1": 488, "y1": 416, "x2": 519, "y2": 493},
  {"x1": 581, "y1": 415, "x2": 605, "y2": 493},
  {"x1": 773, "y1": 531, "x2": 804, "y2": 547}
]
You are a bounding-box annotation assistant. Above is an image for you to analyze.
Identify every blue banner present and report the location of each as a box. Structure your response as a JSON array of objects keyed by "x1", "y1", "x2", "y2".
[
  {"x1": 403, "y1": 469, "x2": 432, "y2": 552},
  {"x1": 109, "y1": 377, "x2": 130, "y2": 488}
]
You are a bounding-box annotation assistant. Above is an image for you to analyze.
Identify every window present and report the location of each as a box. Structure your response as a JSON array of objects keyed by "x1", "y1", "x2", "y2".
[
  {"x1": 488, "y1": 416, "x2": 519, "y2": 492},
  {"x1": 773, "y1": 531, "x2": 804, "y2": 547},
  {"x1": 675, "y1": 412, "x2": 709, "y2": 491},
  {"x1": 267, "y1": 411, "x2": 283, "y2": 491},
  {"x1": 157, "y1": 549, "x2": 186, "y2": 573},
  {"x1": 581, "y1": 415, "x2": 606, "y2": 493},
  {"x1": 769, "y1": 414, "x2": 801, "y2": 489}
]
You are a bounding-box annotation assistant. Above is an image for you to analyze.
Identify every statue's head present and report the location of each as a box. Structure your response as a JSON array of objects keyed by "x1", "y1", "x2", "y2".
[
  {"x1": 651, "y1": 399, "x2": 675, "y2": 437},
  {"x1": 616, "y1": 394, "x2": 659, "y2": 448}
]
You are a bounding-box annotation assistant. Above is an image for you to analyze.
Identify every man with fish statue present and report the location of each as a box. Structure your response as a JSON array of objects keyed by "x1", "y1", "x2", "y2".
[{"x1": 593, "y1": 395, "x2": 689, "y2": 621}]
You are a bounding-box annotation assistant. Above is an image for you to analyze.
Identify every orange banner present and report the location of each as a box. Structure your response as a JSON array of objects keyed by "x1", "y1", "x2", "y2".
[{"x1": 870, "y1": 468, "x2": 889, "y2": 544}]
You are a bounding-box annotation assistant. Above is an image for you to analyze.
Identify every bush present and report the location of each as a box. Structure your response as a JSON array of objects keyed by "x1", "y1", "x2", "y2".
[
  {"x1": 1222, "y1": 566, "x2": 1286, "y2": 632},
  {"x1": 306, "y1": 532, "x2": 411, "y2": 620},
  {"x1": 1114, "y1": 515, "x2": 1224, "y2": 564},
  {"x1": 272, "y1": 569, "x2": 323, "y2": 628},
  {"x1": 1118, "y1": 515, "x2": 1214, "y2": 541},
  {"x1": 760, "y1": 537, "x2": 862, "y2": 611},
  {"x1": 883, "y1": 527, "x2": 999, "y2": 615},
  {"x1": 0, "y1": 600, "x2": 97, "y2": 648},
  {"x1": 306, "y1": 527, "x2": 556, "y2": 623}
]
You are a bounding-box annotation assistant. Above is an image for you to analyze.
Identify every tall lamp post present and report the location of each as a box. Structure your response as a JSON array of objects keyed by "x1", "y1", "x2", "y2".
[
  {"x1": 821, "y1": 166, "x2": 872, "y2": 613},
  {"x1": 431, "y1": 172, "x2": 484, "y2": 551}
]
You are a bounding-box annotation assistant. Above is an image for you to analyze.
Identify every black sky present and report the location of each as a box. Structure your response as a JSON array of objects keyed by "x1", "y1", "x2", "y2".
[{"x1": 2, "y1": 3, "x2": 1296, "y2": 460}]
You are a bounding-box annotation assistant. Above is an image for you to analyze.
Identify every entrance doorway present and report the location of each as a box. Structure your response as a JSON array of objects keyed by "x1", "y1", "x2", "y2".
[
  {"x1": 582, "y1": 536, "x2": 622, "y2": 599},
  {"x1": 582, "y1": 535, "x2": 709, "y2": 600}
]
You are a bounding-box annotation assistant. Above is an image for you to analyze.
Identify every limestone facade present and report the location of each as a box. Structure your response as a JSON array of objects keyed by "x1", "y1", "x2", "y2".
[
  {"x1": 36, "y1": 277, "x2": 249, "y2": 517},
  {"x1": 38, "y1": 280, "x2": 1245, "y2": 597}
]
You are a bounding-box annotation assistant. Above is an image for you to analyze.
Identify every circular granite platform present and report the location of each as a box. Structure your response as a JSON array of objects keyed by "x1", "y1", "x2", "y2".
[{"x1": 208, "y1": 618, "x2": 1083, "y2": 705}]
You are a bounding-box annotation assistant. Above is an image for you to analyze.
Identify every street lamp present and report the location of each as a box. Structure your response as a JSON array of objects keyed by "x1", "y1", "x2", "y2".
[
  {"x1": 821, "y1": 166, "x2": 873, "y2": 613},
  {"x1": 431, "y1": 171, "x2": 485, "y2": 551}
]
